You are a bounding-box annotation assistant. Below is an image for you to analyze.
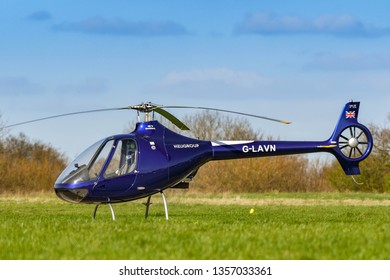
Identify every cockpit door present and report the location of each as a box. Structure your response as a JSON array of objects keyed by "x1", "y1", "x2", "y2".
[{"x1": 92, "y1": 138, "x2": 138, "y2": 194}]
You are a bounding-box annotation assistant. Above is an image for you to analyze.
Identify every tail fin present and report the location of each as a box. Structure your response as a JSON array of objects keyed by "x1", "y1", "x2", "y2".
[{"x1": 328, "y1": 101, "x2": 373, "y2": 175}]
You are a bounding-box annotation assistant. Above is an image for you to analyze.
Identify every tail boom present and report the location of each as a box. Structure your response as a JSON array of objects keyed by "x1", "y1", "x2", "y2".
[
  {"x1": 211, "y1": 101, "x2": 373, "y2": 176},
  {"x1": 211, "y1": 140, "x2": 338, "y2": 160}
]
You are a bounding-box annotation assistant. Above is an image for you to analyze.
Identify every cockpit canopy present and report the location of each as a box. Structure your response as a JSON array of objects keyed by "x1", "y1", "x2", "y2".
[{"x1": 56, "y1": 137, "x2": 138, "y2": 185}]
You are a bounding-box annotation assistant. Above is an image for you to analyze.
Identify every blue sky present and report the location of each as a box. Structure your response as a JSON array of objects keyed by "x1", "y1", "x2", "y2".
[{"x1": 1, "y1": 0, "x2": 389, "y2": 159}]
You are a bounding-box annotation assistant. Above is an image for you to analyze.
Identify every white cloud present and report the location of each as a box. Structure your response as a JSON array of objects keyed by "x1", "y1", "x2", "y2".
[
  {"x1": 162, "y1": 68, "x2": 271, "y2": 88},
  {"x1": 0, "y1": 77, "x2": 44, "y2": 95},
  {"x1": 55, "y1": 78, "x2": 109, "y2": 95},
  {"x1": 304, "y1": 52, "x2": 390, "y2": 71},
  {"x1": 236, "y1": 12, "x2": 390, "y2": 37},
  {"x1": 52, "y1": 16, "x2": 190, "y2": 37},
  {"x1": 26, "y1": 10, "x2": 53, "y2": 21}
]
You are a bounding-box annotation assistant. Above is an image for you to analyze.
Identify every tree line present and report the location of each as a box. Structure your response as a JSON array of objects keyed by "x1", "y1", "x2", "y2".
[
  {"x1": 0, "y1": 133, "x2": 67, "y2": 193},
  {"x1": 0, "y1": 112, "x2": 388, "y2": 194}
]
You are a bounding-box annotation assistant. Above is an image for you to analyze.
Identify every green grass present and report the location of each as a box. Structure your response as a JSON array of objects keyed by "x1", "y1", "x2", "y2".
[{"x1": 1, "y1": 192, "x2": 390, "y2": 260}]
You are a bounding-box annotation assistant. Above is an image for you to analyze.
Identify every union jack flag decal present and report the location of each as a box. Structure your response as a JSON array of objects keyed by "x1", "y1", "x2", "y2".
[{"x1": 345, "y1": 111, "x2": 356, "y2": 119}]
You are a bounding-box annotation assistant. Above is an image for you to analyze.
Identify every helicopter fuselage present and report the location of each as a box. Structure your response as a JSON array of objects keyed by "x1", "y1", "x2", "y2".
[
  {"x1": 54, "y1": 101, "x2": 372, "y2": 206},
  {"x1": 54, "y1": 121, "x2": 213, "y2": 204}
]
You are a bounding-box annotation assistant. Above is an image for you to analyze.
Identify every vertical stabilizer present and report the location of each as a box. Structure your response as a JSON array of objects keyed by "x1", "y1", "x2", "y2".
[{"x1": 328, "y1": 101, "x2": 373, "y2": 175}]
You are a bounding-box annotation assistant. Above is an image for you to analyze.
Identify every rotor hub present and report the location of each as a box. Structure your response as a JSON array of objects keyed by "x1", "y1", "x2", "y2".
[
  {"x1": 348, "y1": 137, "x2": 359, "y2": 148},
  {"x1": 130, "y1": 102, "x2": 156, "y2": 113}
]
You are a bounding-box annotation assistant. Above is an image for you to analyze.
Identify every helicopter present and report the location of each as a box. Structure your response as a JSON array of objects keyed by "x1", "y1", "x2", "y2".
[{"x1": 5, "y1": 101, "x2": 373, "y2": 220}]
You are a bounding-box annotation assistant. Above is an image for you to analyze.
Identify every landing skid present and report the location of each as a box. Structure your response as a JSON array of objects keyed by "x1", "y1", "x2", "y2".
[
  {"x1": 92, "y1": 192, "x2": 169, "y2": 220},
  {"x1": 144, "y1": 191, "x2": 169, "y2": 220},
  {"x1": 93, "y1": 198, "x2": 116, "y2": 221}
]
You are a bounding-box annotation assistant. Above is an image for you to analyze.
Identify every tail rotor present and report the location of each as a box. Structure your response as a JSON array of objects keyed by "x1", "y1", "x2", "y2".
[
  {"x1": 330, "y1": 101, "x2": 373, "y2": 175},
  {"x1": 337, "y1": 125, "x2": 370, "y2": 160}
]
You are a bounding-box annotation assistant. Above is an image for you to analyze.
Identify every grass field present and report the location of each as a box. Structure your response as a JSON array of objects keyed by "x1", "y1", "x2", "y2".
[{"x1": 1, "y1": 192, "x2": 390, "y2": 260}]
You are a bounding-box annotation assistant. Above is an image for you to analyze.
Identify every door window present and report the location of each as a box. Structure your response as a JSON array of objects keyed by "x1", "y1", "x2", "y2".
[
  {"x1": 104, "y1": 139, "x2": 137, "y2": 178},
  {"x1": 88, "y1": 140, "x2": 115, "y2": 180}
]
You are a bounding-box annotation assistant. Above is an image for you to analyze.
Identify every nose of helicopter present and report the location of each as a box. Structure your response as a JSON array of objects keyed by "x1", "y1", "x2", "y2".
[{"x1": 55, "y1": 188, "x2": 89, "y2": 203}]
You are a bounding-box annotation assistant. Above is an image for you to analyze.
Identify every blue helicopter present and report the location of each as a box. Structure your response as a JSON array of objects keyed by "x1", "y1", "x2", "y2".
[{"x1": 6, "y1": 101, "x2": 373, "y2": 220}]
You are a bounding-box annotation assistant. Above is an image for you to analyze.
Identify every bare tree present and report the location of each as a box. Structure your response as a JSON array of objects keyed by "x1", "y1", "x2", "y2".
[
  {"x1": 182, "y1": 110, "x2": 263, "y2": 141},
  {"x1": 0, "y1": 113, "x2": 8, "y2": 139},
  {"x1": 124, "y1": 110, "x2": 263, "y2": 141}
]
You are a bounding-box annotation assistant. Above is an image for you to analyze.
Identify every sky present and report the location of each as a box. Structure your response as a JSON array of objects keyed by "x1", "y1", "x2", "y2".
[{"x1": 1, "y1": 0, "x2": 390, "y2": 160}]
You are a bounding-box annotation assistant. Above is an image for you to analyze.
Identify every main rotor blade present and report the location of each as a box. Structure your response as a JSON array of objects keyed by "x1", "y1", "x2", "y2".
[
  {"x1": 3, "y1": 102, "x2": 291, "y2": 131},
  {"x1": 160, "y1": 106, "x2": 292, "y2": 124},
  {"x1": 153, "y1": 107, "x2": 190, "y2": 130},
  {"x1": 4, "y1": 107, "x2": 129, "y2": 129}
]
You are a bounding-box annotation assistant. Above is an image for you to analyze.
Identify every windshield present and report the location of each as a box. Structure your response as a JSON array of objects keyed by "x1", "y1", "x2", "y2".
[
  {"x1": 56, "y1": 138, "x2": 113, "y2": 184},
  {"x1": 56, "y1": 138, "x2": 138, "y2": 185}
]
